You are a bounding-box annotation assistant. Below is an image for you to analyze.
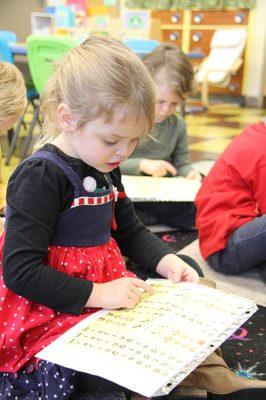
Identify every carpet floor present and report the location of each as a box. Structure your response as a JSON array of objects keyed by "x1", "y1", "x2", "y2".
[{"x1": 126, "y1": 229, "x2": 266, "y2": 382}]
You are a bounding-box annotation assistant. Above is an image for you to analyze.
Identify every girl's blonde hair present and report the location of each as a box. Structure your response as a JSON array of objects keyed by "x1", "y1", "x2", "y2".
[
  {"x1": 37, "y1": 36, "x2": 155, "y2": 150},
  {"x1": 0, "y1": 62, "x2": 26, "y2": 122},
  {"x1": 143, "y1": 43, "x2": 194, "y2": 99}
]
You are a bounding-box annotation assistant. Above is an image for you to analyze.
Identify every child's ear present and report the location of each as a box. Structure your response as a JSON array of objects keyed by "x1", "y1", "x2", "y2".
[{"x1": 57, "y1": 103, "x2": 78, "y2": 133}]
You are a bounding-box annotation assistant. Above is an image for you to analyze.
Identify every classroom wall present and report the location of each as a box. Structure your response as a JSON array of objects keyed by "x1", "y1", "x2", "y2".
[
  {"x1": 87, "y1": 0, "x2": 120, "y2": 17},
  {"x1": 1, "y1": 0, "x2": 265, "y2": 107},
  {"x1": 0, "y1": 0, "x2": 44, "y2": 41},
  {"x1": 244, "y1": 0, "x2": 266, "y2": 107}
]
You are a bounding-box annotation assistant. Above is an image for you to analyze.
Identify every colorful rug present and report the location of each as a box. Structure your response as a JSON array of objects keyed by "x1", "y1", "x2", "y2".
[
  {"x1": 126, "y1": 229, "x2": 266, "y2": 381},
  {"x1": 221, "y1": 305, "x2": 266, "y2": 381}
]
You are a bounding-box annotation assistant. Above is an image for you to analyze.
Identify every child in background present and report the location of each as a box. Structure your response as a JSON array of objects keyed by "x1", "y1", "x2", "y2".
[
  {"x1": 120, "y1": 44, "x2": 201, "y2": 229},
  {"x1": 196, "y1": 121, "x2": 266, "y2": 281},
  {"x1": 0, "y1": 38, "x2": 264, "y2": 400},
  {"x1": 0, "y1": 62, "x2": 26, "y2": 216}
]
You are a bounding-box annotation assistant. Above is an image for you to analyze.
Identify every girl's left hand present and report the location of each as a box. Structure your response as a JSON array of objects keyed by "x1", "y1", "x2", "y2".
[
  {"x1": 156, "y1": 254, "x2": 199, "y2": 284},
  {"x1": 167, "y1": 263, "x2": 199, "y2": 283}
]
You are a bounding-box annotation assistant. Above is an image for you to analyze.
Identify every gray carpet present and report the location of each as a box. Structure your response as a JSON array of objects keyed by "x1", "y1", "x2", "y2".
[{"x1": 178, "y1": 239, "x2": 266, "y2": 306}]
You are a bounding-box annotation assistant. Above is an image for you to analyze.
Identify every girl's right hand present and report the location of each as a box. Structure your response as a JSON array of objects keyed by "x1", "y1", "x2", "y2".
[{"x1": 85, "y1": 277, "x2": 154, "y2": 310}]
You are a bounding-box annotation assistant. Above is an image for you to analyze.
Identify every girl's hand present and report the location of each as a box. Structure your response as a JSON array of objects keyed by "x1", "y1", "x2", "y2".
[
  {"x1": 140, "y1": 159, "x2": 177, "y2": 177},
  {"x1": 186, "y1": 169, "x2": 202, "y2": 182},
  {"x1": 156, "y1": 254, "x2": 199, "y2": 284},
  {"x1": 167, "y1": 263, "x2": 199, "y2": 283},
  {"x1": 85, "y1": 277, "x2": 154, "y2": 310}
]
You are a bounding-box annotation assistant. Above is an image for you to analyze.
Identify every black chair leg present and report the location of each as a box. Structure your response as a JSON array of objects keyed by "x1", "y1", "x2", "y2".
[
  {"x1": 7, "y1": 128, "x2": 14, "y2": 145},
  {"x1": 180, "y1": 99, "x2": 186, "y2": 118},
  {"x1": 19, "y1": 103, "x2": 39, "y2": 161},
  {"x1": 5, "y1": 106, "x2": 27, "y2": 165}
]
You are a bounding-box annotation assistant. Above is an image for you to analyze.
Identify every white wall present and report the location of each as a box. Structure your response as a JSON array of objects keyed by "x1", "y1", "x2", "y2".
[
  {"x1": 0, "y1": 0, "x2": 44, "y2": 41},
  {"x1": 244, "y1": 0, "x2": 266, "y2": 107}
]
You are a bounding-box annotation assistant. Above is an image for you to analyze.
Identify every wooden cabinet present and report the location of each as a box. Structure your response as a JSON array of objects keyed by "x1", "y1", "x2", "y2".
[
  {"x1": 152, "y1": 9, "x2": 183, "y2": 49},
  {"x1": 151, "y1": 8, "x2": 250, "y2": 96},
  {"x1": 161, "y1": 29, "x2": 182, "y2": 47},
  {"x1": 191, "y1": 10, "x2": 249, "y2": 25},
  {"x1": 189, "y1": 29, "x2": 214, "y2": 55},
  {"x1": 152, "y1": 9, "x2": 183, "y2": 24}
]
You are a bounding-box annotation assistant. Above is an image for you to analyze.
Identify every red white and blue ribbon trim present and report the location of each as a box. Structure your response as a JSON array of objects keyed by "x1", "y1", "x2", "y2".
[
  {"x1": 70, "y1": 188, "x2": 126, "y2": 208},
  {"x1": 71, "y1": 192, "x2": 114, "y2": 208}
]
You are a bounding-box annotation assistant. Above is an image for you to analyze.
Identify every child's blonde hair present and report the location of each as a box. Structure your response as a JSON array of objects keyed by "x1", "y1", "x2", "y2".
[
  {"x1": 38, "y1": 36, "x2": 156, "y2": 150},
  {"x1": 143, "y1": 43, "x2": 194, "y2": 99},
  {"x1": 0, "y1": 62, "x2": 26, "y2": 123}
]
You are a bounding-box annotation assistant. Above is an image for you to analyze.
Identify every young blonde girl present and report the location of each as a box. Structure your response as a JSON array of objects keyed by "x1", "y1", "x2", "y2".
[
  {"x1": 0, "y1": 37, "x2": 200, "y2": 399},
  {"x1": 0, "y1": 62, "x2": 26, "y2": 214}
]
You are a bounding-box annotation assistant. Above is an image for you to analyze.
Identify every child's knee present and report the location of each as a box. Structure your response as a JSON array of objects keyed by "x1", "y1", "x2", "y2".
[{"x1": 207, "y1": 252, "x2": 239, "y2": 275}]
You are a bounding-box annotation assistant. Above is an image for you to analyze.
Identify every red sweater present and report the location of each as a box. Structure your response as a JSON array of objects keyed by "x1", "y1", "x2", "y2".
[{"x1": 196, "y1": 121, "x2": 266, "y2": 259}]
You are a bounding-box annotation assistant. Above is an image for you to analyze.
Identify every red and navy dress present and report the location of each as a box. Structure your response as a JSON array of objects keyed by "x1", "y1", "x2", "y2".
[{"x1": 0, "y1": 150, "x2": 137, "y2": 399}]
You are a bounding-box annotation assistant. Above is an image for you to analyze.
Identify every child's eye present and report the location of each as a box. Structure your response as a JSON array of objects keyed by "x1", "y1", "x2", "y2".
[{"x1": 103, "y1": 139, "x2": 118, "y2": 146}]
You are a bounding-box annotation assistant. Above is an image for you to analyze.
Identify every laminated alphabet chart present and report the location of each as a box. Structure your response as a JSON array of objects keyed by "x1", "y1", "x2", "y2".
[
  {"x1": 121, "y1": 175, "x2": 201, "y2": 202},
  {"x1": 37, "y1": 280, "x2": 257, "y2": 397}
]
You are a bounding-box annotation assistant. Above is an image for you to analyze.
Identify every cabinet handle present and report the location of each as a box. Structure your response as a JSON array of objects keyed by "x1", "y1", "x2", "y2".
[
  {"x1": 171, "y1": 14, "x2": 180, "y2": 23},
  {"x1": 229, "y1": 83, "x2": 238, "y2": 92},
  {"x1": 169, "y1": 31, "x2": 180, "y2": 41},
  {"x1": 192, "y1": 32, "x2": 202, "y2": 42},
  {"x1": 234, "y1": 13, "x2": 245, "y2": 23},
  {"x1": 193, "y1": 13, "x2": 203, "y2": 23}
]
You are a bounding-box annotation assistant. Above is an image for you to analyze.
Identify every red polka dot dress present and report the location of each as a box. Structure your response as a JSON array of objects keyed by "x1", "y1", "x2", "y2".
[{"x1": 0, "y1": 151, "x2": 135, "y2": 375}]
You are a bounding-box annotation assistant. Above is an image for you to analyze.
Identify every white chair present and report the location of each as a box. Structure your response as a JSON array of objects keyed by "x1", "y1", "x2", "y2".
[{"x1": 195, "y1": 28, "x2": 247, "y2": 107}]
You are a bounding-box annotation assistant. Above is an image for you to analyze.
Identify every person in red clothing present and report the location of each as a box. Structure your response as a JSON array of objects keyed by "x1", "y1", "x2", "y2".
[{"x1": 196, "y1": 121, "x2": 266, "y2": 280}]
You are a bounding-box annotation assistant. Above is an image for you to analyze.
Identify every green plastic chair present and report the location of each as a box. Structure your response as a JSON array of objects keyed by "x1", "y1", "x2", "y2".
[
  {"x1": 7, "y1": 35, "x2": 78, "y2": 162},
  {"x1": 26, "y1": 35, "x2": 78, "y2": 95}
]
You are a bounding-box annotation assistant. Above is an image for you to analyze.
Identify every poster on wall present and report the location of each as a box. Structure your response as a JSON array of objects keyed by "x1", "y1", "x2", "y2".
[
  {"x1": 66, "y1": 0, "x2": 87, "y2": 11},
  {"x1": 122, "y1": 9, "x2": 151, "y2": 31},
  {"x1": 104, "y1": 0, "x2": 117, "y2": 5},
  {"x1": 46, "y1": 0, "x2": 66, "y2": 7}
]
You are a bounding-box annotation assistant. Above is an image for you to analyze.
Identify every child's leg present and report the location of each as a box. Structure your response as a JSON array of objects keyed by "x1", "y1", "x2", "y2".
[
  {"x1": 75, "y1": 371, "x2": 129, "y2": 395},
  {"x1": 134, "y1": 202, "x2": 159, "y2": 226},
  {"x1": 175, "y1": 351, "x2": 266, "y2": 398},
  {"x1": 0, "y1": 361, "x2": 77, "y2": 399},
  {"x1": 154, "y1": 202, "x2": 196, "y2": 230},
  {"x1": 207, "y1": 216, "x2": 266, "y2": 275},
  {"x1": 134, "y1": 202, "x2": 196, "y2": 230},
  {"x1": 71, "y1": 390, "x2": 127, "y2": 400}
]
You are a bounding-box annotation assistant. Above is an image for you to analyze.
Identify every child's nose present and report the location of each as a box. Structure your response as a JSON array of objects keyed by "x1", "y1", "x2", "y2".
[
  {"x1": 116, "y1": 142, "x2": 130, "y2": 158},
  {"x1": 161, "y1": 103, "x2": 171, "y2": 115}
]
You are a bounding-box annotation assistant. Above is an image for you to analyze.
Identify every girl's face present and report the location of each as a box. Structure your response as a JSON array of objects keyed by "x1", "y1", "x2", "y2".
[
  {"x1": 155, "y1": 83, "x2": 180, "y2": 123},
  {"x1": 67, "y1": 110, "x2": 145, "y2": 172}
]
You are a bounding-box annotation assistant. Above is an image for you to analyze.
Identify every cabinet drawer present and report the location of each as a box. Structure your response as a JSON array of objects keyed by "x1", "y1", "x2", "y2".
[
  {"x1": 162, "y1": 29, "x2": 182, "y2": 46},
  {"x1": 189, "y1": 30, "x2": 215, "y2": 55},
  {"x1": 191, "y1": 10, "x2": 249, "y2": 25},
  {"x1": 152, "y1": 9, "x2": 183, "y2": 24},
  {"x1": 208, "y1": 66, "x2": 243, "y2": 95}
]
